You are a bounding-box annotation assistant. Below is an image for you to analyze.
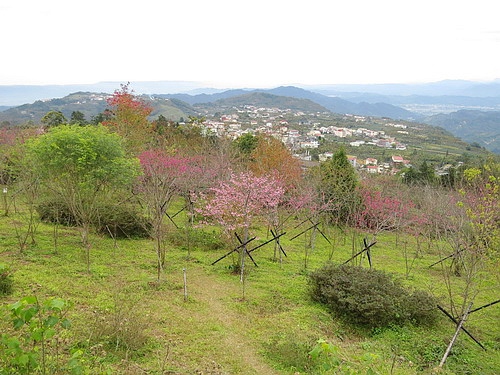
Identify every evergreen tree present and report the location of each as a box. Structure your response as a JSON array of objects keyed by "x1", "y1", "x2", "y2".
[
  {"x1": 41, "y1": 111, "x2": 67, "y2": 127},
  {"x1": 70, "y1": 111, "x2": 87, "y2": 126},
  {"x1": 318, "y1": 148, "x2": 360, "y2": 225}
]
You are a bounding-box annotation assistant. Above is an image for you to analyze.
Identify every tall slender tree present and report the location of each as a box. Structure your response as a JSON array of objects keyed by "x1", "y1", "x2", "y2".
[{"x1": 317, "y1": 147, "x2": 360, "y2": 225}]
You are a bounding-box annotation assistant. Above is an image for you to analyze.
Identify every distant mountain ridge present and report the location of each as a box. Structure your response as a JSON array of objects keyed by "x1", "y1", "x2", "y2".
[
  {"x1": 424, "y1": 110, "x2": 500, "y2": 154},
  {"x1": 0, "y1": 92, "x2": 197, "y2": 125},
  {"x1": 198, "y1": 92, "x2": 329, "y2": 113},
  {"x1": 159, "y1": 86, "x2": 418, "y2": 120},
  {"x1": 304, "y1": 79, "x2": 500, "y2": 97}
]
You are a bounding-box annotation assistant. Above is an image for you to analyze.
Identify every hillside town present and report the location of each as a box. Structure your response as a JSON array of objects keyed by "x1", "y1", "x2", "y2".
[{"x1": 197, "y1": 104, "x2": 414, "y2": 175}]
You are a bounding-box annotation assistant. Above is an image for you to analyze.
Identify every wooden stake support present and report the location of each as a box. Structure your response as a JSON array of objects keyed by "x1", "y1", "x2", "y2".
[
  {"x1": 343, "y1": 238, "x2": 376, "y2": 267},
  {"x1": 211, "y1": 231, "x2": 286, "y2": 266},
  {"x1": 428, "y1": 248, "x2": 465, "y2": 268}
]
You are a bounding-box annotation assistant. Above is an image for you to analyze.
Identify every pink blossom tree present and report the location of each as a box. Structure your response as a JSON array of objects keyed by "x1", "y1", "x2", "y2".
[
  {"x1": 355, "y1": 186, "x2": 411, "y2": 234},
  {"x1": 137, "y1": 149, "x2": 203, "y2": 281},
  {"x1": 353, "y1": 180, "x2": 428, "y2": 238},
  {"x1": 194, "y1": 171, "x2": 285, "y2": 284}
]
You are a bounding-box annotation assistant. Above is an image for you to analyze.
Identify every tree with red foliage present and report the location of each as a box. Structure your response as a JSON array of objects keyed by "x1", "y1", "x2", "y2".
[
  {"x1": 104, "y1": 83, "x2": 153, "y2": 154},
  {"x1": 354, "y1": 178, "x2": 430, "y2": 243}
]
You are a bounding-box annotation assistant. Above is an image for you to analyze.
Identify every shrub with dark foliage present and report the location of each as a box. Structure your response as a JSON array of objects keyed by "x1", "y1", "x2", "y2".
[
  {"x1": 37, "y1": 199, "x2": 151, "y2": 238},
  {"x1": 309, "y1": 263, "x2": 437, "y2": 328}
]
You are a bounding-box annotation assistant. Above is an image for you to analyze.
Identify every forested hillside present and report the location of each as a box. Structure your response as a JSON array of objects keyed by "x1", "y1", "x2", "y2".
[{"x1": 424, "y1": 110, "x2": 500, "y2": 154}]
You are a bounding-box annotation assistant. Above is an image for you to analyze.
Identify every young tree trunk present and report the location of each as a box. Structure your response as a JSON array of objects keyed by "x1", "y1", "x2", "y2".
[{"x1": 439, "y1": 302, "x2": 473, "y2": 368}]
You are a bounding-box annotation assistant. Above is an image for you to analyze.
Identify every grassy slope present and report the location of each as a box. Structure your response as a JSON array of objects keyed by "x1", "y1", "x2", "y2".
[{"x1": 0, "y1": 206, "x2": 499, "y2": 374}]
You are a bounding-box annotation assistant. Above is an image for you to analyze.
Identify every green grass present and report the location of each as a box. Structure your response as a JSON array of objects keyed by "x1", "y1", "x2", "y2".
[{"x1": 0, "y1": 208, "x2": 499, "y2": 374}]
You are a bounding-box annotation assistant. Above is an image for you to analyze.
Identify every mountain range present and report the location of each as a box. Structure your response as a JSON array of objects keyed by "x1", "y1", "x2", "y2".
[{"x1": 1, "y1": 80, "x2": 499, "y2": 154}]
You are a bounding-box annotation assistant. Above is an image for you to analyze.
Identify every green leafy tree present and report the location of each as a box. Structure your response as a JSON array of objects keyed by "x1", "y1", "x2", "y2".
[
  {"x1": 317, "y1": 148, "x2": 360, "y2": 225},
  {"x1": 25, "y1": 125, "x2": 140, "y2": 271},
  {"x1": 187, "y1": 115, "x2": 206, "y2": 125},
  {"x1": 90, "y1": 109, "x2": 113, "y2": 125},
  {"x1": 402, "y1": 161, "x2": 436, "y2": 186},
  {"x1": 234, "y1": 133, "x2": 258, "y2": 158},
  {"x1": 418, "y1": 160, "x2": 436, "y2": 185},
  {"x1": 40, "y1": 111, "x2": 67, "y2": 127},
  {"x1": 69, "y1": 111, "x2": 87, "y2": 126}
]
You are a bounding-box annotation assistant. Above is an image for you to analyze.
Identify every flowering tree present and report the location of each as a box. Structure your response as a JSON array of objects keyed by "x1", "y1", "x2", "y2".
[
  {"x1": 460, "y1": 168, "x2": 499, "y2": 259},
  {"x1": 355, "y1": 184, "x2": 414, "y2": 235},
  {"x1": 104, "y1": 83, "x2": 153, "y2": 154},
  {"x1": 194, "y1": 172, "x2": 285, "y2": 282},
  {"x1": 434, "y1": 167, "x2": 500, "y2": 317},
  {"x1": 137, "y1": 149, "x2": 204, "y2": 280}
]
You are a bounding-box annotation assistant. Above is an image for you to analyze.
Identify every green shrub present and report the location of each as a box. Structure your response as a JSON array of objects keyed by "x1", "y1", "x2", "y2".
[
  {"x1": 37, "y1": 199, "x2": 151, "y2": 238},
  {"x1": 309, "y1": 263, "x2": 438, "y2": 328},
  {"x1": 97, "y1": 203, "x2": 151, "y2": 238},
  {"x1": 37, "y1": 200, "x2": 77, "y2": 226},
  {"x1": 0, "y1": 264, "x2": 13, "y2": 296}
]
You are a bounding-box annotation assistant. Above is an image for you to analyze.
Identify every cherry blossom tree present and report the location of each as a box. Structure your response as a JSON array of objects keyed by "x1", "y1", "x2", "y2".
[
  {"x1": 194, "y1": 171, "x2": 285, "y2": 284},
  {"x1": 137, "y1": 149, "x2": 203, "y2": 281},
  {"x1": 355, "y1": 184, "x2": 414, "y2": 235}
]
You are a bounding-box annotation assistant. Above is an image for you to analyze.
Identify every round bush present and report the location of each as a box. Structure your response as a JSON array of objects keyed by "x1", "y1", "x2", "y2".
[{"x1": 309, "y1": 263, "x2": 437, "y2": 328}]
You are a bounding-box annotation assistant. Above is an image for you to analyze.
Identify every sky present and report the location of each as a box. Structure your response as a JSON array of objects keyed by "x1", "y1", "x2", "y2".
[{"x1": 1, "y1": 0, "x2": 499, "y2": 88}]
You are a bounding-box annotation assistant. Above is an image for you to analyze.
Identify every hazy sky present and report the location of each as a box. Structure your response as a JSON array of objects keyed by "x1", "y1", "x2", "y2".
[{"x1": 1, "y1": 0, "x2": 499, "y2": 88}]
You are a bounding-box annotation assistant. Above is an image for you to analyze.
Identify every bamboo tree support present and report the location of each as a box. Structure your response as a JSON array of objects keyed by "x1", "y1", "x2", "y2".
[
  {"x1": 270, "y1": 229, "x2": 287, "y2": 264},
  {"x1": 439, "y1": 302, "x2": 473, "y2": 368},
  {"x1": 437, "y1": 299, "x2": 500, "y2": 351},
  {"x1": 235, "y1": 232, "x2": 258, "y2": 267},
  {"x1": 343, "y1": 238, "x2": 376, "y2": 266},
  {"x1": 290, "y1": 221, "x2": 331, "y2": 245},
  {"x1": 248, "y1": 231, "x2": 286, "y2": 255},
  {"x1": 468, "y1": 299, "x2": 500, "y2": 314},
  {"x1": 183, "y1": 268, "x2": 188, "y2": 302},
  {"x1": 211, "y1": 236, "x2": 256, "y2": 265},
  {"x1": 164, "y1": 211, "x2": 179, "y2": 229},
  {"x1": 437, "y1": 305, "x2": 485, "y2": 350},
  {"x1": 428, "y1": 248, "x2": 466, "y2": 268}
]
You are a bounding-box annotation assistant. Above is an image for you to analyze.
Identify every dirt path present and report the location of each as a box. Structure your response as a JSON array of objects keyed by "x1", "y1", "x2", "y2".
[{"x1": 188, "y1": 268, "x2": 280, "y2": 375}]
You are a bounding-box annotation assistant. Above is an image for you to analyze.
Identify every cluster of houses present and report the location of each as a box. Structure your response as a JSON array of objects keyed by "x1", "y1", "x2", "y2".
[
  {"x1": 199, "y1": 105, "x2": 412, "y2": 175},
  {"x1": 320, "y1": 154, "x2": 412, "y2": 175}
]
